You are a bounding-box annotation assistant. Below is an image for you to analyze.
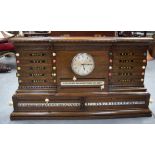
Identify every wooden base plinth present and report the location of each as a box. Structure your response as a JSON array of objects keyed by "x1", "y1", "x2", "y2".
[
  {"x1": 10, "y1": 109, "x2": 152, "y2": 120},
  {"x1": 10, "y1": 91, "x2": 152, "y2": 120}
]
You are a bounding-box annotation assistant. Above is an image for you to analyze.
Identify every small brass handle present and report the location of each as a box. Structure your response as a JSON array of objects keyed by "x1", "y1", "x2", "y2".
[
  {"x1": 9, "y1": 101, "x2": 13, "y2": 106},
  {"x1": 45, "y1": 98, "x2": 49, "y2": 103},
  {"x1": 100, "y1": 85, "x2": 104, "y2": 90}
]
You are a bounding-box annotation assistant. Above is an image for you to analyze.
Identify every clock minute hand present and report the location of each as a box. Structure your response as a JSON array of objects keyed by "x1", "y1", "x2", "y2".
[{"x1": 81, "y1": 64, "x2": 93, "y2": 65}]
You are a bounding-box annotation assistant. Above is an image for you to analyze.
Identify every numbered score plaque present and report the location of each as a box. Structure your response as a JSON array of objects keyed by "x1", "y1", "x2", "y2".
[{"x1": 10, "y1": 37, "x2": 154, "y2": 120}]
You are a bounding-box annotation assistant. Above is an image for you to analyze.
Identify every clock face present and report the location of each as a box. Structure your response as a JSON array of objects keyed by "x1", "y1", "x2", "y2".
[{"x1": 71, "y1": 53, "x2": 95, "y2": 76}]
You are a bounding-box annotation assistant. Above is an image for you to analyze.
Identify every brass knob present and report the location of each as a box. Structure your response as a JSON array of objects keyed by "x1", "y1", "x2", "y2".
[
  {"x1": 141, "y1": 79, "x2": 144, "y2": 82},
  {"x1": 109, "y1": 59, "x2": 113, "y2": 63},
  {"x1": 53, "y1": 66, "x2": 56, "y2": 70},
  {"x1": 73, "y1": 76, "x2": 77, "y2": 81},
  {"x1": 52, "y1": 73, "x2": 56, "y2": 77},
  {"x1": 109, "y1": 66, "x2": 112, "y2": 70},
  {"x1": 16, "y1": 73, "x2": 20, "y2": 77},
  {"x1": 16, "y1": 53, "x2": 20, "y2": 57},
  {"x1": 149, "y1": 98, "x2": 153, "y2": 104},
  {"x1": 17, "y1": 67, "x2": 21, "y2": 70},
  {"x1": 45, "y1": 98, "x2": 49, "y2": 103},
  {"x1": 143, "y1": 59, "x2": 146, "y2": 63},
  {"x1": 52, "y1": 53, "x2": 56, "y2": 56},
  {"x1": 9, "y1": 101, "x2": 13, "y2": 106}
]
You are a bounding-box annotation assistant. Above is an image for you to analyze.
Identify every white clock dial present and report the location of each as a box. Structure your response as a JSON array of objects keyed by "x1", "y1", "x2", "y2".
[{"x1": 71, "y1": 53, "x2": 95, "y2": 76}]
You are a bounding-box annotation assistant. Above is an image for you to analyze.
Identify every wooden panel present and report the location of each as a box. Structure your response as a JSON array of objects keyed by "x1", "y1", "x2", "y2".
[
  {"x1": 57, "y1": 51, "x2": 109, "y2": 78},
  {"x1": 56, "y1": 51, "x2": 109, "y2": 92}
]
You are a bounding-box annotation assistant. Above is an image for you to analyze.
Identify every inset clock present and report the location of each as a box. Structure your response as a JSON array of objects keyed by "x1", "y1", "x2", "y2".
[{"x1": 71, "y1": 53, "x2": 95, "y2": 76}]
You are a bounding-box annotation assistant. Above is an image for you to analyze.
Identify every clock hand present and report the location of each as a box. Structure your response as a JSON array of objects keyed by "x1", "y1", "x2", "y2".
[
  {"x1": 81, "y1": 64, "x2": 85, "y2": 70},
  {"x1": 81, "y1": 64, "x2": 93, "y2": 65}
]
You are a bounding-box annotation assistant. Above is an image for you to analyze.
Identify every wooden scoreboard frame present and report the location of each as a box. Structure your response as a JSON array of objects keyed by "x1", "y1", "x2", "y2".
[{"x1": 9, "y1": 37, "x2": 154, "y2": 120}]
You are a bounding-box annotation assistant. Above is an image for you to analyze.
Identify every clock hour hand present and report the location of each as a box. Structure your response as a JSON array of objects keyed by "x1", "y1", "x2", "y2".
[{"x1": 81, "y1": 64, "x2": 85, "y2": 70}]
